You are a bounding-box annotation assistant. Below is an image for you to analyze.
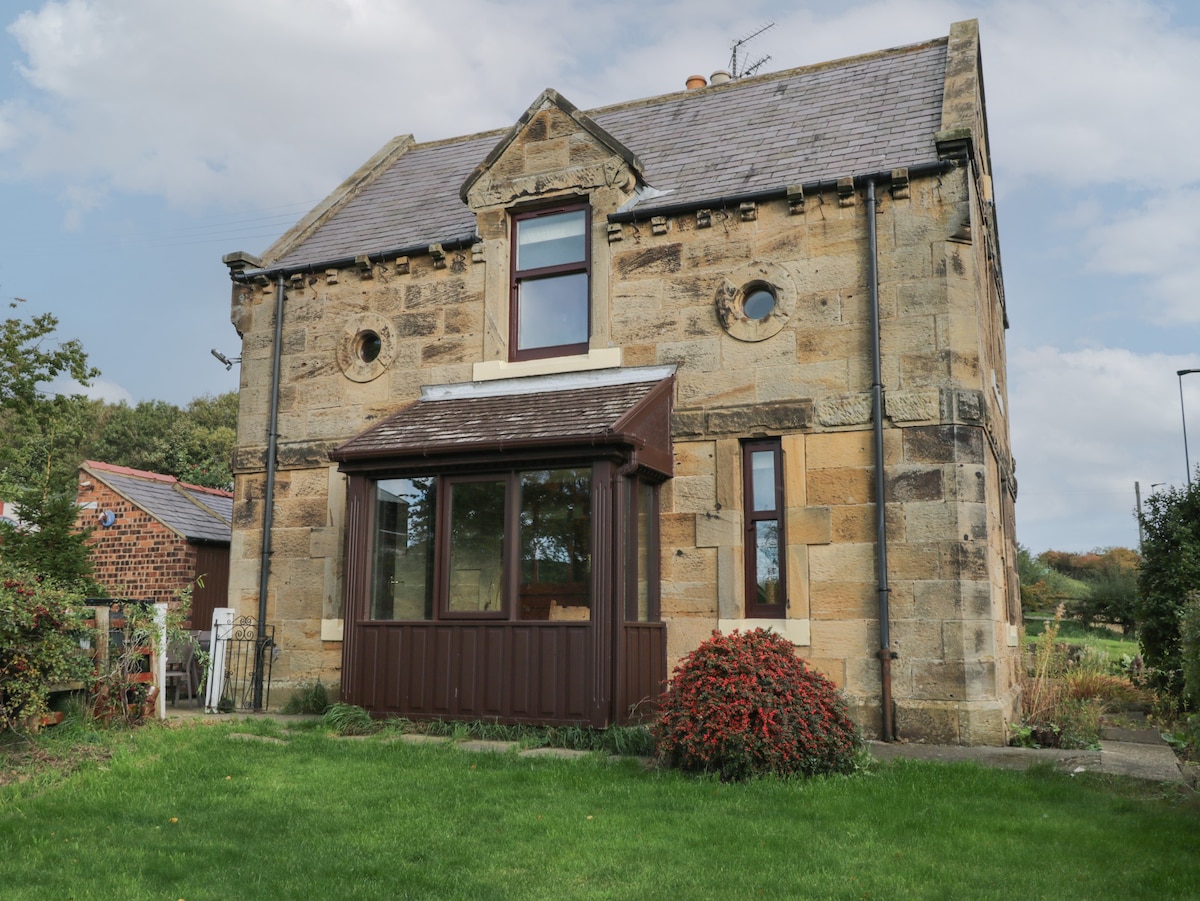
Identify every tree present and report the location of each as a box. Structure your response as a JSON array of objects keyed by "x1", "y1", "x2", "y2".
[
  {"x1": 1138, "y1": 480, "x2": 1200, "y2": 700},
  {"x1": 0, "y1": 299, "x2": 97, "y2": 410},
  {"x1": 0, "y1": 301, "x2": 100, "y2": 590}
]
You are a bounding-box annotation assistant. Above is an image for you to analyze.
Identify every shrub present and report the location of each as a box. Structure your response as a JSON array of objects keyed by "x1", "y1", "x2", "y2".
[
  {"x1": 1180, "y1": 593, "x2": 1200, "y2": 711},
  {"x1": 282, "y1": 680, "x2": 331, "y2": 715},
  {"x1": 653, "y1": 629, "x2": 861, "y2": 781},
  {"x1": 0, "y1": 567, "x2": 93, "y2": 731}
]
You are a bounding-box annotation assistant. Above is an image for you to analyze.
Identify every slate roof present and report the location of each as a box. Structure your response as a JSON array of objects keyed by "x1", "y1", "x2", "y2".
[
  {"x1": 330, "y1": 378, "x2": 668, "y2": 461},
  {"x1": 267, "y1": 37, "x2": 948, "y2": 272},
  {"x1": 83, "y1": 462, "x2": 233, "y2": 544}
]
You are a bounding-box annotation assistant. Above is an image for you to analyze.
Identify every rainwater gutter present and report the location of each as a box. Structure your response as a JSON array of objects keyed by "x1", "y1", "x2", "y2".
[
  {"x1": 252, "y1": 273, "x2": 285, "y2": 711},
  {"x1": 866, "y1": 178, "x2": 897, "y2": 742},
  {"x1": 232, "y1": 235, "x2": 478, "y2": 284}
]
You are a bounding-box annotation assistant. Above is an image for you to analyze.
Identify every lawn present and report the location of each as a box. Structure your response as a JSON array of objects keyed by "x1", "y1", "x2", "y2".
[{"x1": 2, "y1": 719, "x2": 1199, "y2": 900}]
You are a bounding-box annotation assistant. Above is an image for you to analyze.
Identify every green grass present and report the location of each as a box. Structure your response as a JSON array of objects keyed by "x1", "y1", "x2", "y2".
[
  {"x1": 3, "y1": 721, "x2": 1200, "y2": 900},
  {"x1": 1025, "y1": 617, "x2": 1140, "y2": 662}
]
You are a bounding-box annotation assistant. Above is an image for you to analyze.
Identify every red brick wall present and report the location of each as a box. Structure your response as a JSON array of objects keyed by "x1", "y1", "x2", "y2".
[{"x1": 76, "y1": 477, "x2": 199, "y2": 605}]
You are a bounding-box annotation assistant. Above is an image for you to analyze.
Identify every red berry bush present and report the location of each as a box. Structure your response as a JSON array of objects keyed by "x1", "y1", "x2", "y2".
[{"x1": 653, "y1": 629, "x2": 862, "y2": 781}]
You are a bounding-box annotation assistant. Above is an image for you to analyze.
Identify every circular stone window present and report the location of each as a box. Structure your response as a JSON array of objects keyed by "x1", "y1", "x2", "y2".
[
  {"x1": 337, "y1": 314, "x2": 396, "y2": 382},
  {"x1": 742, "y1": 282, "x2": 777, "y2": 321},
  {"x1": 715, "y1": 261, "x2": 796, "y2": 342},
  {"x1": 357, "y1": 330, "x2": 383, "y2": 364}
]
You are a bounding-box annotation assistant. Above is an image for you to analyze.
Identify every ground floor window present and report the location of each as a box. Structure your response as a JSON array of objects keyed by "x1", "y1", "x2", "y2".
[
  {"x1": 367, "y1": 467, "x2": 598, "y2": 622},
  {"x1": 744, "y1": 438, "x2": 786, "y2": 617}
]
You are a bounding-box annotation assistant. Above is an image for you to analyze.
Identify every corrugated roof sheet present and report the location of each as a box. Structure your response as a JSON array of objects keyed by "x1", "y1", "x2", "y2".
[
  {"x1": 331, "y1": 378, "x2": 664, "y2": 460},
  {"x1": 269, "y1": 38, "x2": 947, "y2": 271},
  {"x1": 85, "y1": 462, "x2": 232, "y2": 544}
]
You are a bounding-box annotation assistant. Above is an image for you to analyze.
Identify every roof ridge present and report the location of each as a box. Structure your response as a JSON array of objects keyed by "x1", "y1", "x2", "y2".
[{"x1": 84, "y1": 460, "x2": 177, "y2": 485}]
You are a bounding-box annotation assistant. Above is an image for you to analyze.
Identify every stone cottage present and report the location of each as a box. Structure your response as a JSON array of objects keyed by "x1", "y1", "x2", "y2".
[
  {"x1": 222, "y1": 19, "x2": 1019, "y2": 743},
  {"x1": 76, "y1": 461, "x2": 233, "y2": 630}
]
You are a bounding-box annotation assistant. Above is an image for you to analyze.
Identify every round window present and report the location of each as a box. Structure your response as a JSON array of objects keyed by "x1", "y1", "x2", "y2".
[
  {"x1": 357, "y1": 330, "x2": 382, "y2": 364},
  {"x1": 742, "y1": 284, "x2": 777, "y2": 321}
]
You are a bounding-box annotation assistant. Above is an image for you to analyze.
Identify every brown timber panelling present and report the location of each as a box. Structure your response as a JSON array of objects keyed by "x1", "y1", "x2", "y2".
[
  {"x1": 347, "y1": 622, "x2": 597, "y2": 725},
  {"x1": 618, "y1": 623, "x2": 666, "y2": 723}
]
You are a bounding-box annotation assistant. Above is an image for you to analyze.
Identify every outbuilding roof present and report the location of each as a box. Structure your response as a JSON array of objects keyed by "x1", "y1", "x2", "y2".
[
  {"x1": 82, "y1": 461, "x2": 233, "y2": 544},
  {"x1": 264, "y1": 36, "x2": 948, "y2": 272}
]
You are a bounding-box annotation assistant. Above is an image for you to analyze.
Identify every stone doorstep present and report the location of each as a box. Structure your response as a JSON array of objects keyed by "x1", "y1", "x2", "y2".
[{"x1": 1099, "y1": 725, "x2": 1164, "y2": 745}]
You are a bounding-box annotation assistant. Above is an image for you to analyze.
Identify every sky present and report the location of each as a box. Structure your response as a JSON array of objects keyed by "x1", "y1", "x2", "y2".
[{"x1": 1, "y1": 0, "x2": 1198, "y2": 555}]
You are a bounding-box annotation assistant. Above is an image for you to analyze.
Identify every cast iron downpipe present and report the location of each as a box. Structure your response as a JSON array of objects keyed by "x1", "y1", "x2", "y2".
[
  {"x1": 866, "y1": 179, "x2": 897, "y2": 741},
  {"x1": 252, "y1": 273, "x2": 285, "y2": 711}
]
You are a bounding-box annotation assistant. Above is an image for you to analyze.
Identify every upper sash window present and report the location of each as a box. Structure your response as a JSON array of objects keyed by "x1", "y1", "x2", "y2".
[{"x1": 511, "y1": 205, "x2": 590, "y2": 361}]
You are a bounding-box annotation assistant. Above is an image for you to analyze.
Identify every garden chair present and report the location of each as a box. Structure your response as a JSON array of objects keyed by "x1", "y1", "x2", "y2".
[{"x1": 163, "y1": 638, "x2": 196, "y2": 706}]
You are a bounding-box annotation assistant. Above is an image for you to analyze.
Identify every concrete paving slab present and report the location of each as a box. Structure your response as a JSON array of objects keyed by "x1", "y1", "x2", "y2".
[
  {"x1": 1099, "y1": 740, "x2": 1183, "y2": 783},
  {"x1": 868, "y1": 741, "x2": 1098, "y2": 774},
  {"x1": 458, "y1": 740, "x2": 519, "y2": 754},
  {"x1": 393, "y1": 733, "x2": 452, "y2": 745},
  {"x1": 519, "y1": 747, "x2": 591, "y2": 759}
]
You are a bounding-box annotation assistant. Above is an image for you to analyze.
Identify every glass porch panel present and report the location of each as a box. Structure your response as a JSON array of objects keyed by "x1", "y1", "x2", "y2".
[
  {"x1": 517, "y1": 273, "x2": 588, "y2": 351},
  {"x1": 371, "y1": 478, "x2": 436, "y2": 620},
  {"x1": 632, "y1": 480, "x2": 654, "y2": 622},
  {"x1": 516, "y1": 210, "x2": 586, "y2": 270},
  {"x1": 447, "y1": 479, "x2": 507, "y2": 613},
  {"x1": 518, "y1": 468, "x2": 592, "y2": 621},
  {"x1": 753, "y1": 520, "x2": 782, "y2": 607},
  {"x1": 750, "y1": 449, "x2": 777, "y2": 512}
]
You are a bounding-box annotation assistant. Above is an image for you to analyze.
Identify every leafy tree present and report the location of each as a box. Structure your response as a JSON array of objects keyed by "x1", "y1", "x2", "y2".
[
  {"x1": 1138, "y1": 480, "x2": 1200, "y2": 701},
  {"x1": 0, "y1": 299, "x2": 97, "y2": 409},
  {"x1": 0, "y1": 301, "x2": 100, "y2": 590}
]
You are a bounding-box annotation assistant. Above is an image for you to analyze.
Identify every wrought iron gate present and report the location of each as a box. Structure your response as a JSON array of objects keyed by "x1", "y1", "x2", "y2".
[{"x1": 208, "y1": 616, "x2": 275, "y2": 712}]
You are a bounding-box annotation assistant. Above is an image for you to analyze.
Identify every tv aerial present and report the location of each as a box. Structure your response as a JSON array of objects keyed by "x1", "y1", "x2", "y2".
[{"x1": 729, "y1": 22, "x2": 775, "y2": 79}]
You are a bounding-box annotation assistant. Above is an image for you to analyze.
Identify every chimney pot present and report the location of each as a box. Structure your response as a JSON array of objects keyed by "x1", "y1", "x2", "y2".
[
  {"x1": 685, "y1": 74, "x2": 707, "y2": 91},
  {"x1": 710, "y1": 69, "x2": 732, "y2": 85}
]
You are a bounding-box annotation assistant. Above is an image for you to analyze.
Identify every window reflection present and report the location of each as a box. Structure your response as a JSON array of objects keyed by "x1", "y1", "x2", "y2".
[
  {"x1": 371, "y1": 478, "x2": 436, "y2": 620},
  {"x1": 518, "y1": 469, "x2": 591, "y2": 621}
]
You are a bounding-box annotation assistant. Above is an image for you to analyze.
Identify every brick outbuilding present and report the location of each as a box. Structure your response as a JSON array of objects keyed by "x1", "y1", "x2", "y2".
[{"x1": 76, "y1": 461, "x2": 232, "y2": 630}]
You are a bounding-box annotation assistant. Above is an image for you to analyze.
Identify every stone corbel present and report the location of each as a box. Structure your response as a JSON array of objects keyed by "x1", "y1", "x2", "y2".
[
  {"x1": 428, "y1": 244, "x2": 446, "y2": 269},
  {"x1": 651, "y1": 216, "x2": 668, "y2": 236},
  {"x1": 891, "y1": 168, "x2": 910, "y2": 200},
  {"x1": 787, "y1": 185, "x2": 805, "y2": 214},
  {"x1": 739, "y1": 201, "x2": 757, "y2": 221},
  {"x1": 696, "y1": 209, "x2": 712, "y2": 229},
  {"x1": 837, "y1": 177, "x2": 855, "y2": 207},
  {"x1": 354, "y1": 254, "x2": 374, "y2": 279}
]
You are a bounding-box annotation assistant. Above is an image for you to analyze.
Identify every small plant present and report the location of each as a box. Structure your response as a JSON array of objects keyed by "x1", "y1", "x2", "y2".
[
  {"x1": 322, "y1": 703, "x2": 379, "y2": 736},
  {"x1": 653, "y1": 628, "x2": 862, "y2": 781},
  {"x1": 282, "y1": 680, "x2": 330, "y2": 715}
]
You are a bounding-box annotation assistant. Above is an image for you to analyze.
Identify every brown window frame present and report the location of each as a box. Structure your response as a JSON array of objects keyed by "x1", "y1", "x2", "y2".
[
  {"x1": 509, "y1": 202, "x2": 591, "y2": 362},
  {"x1": 360, "y1": 464, "x2": 609, "y2": 624},
  {"x1": 743, "y1": 438, "x2": 787, "y2": 617}
]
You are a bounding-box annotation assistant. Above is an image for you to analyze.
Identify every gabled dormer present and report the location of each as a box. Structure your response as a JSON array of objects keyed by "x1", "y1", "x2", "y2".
[{"x1": 463, "y1": 91, "x2": 644, "y2": 375}]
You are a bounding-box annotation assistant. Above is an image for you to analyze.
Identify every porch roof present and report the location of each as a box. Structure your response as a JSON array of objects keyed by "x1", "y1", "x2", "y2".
[{"x1": 329, "y1": 371, "x2": 674, "y2": 476}]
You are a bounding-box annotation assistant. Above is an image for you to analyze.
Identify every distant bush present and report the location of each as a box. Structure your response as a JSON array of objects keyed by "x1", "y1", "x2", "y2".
[{"x1": 653, "y1": 629, "x2": 861, "y2": 781}]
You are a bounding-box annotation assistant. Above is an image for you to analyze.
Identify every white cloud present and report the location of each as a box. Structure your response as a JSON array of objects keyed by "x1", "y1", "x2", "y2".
[
  {"x1": 979, "y1": 0, "x2": 1200, "y2": 189},
  {"x1": 46, "y1": 374, "x2": 132, "y2": 404},
  {"x1": 1008, "y1": 345, "x2": 1198, "y2": 550},
  {"x1": 1083, "y1": 187, "x2": 1200, "y2": 324}
]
